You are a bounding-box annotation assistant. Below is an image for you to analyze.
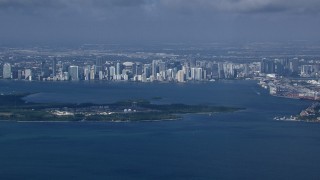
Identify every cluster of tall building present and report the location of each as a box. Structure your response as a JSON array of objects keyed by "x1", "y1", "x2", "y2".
[
  {"x1": 260, "y1": 58, "x2": 299, "y2": 76},
  {"x1": 1, "y1": 56, "x2": 318, "y2": 82}
]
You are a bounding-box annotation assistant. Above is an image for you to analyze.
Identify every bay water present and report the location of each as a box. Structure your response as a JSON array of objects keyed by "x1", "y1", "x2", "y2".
[{"x1": 0, "y1": 80, "x2": 319, "y2": 180}]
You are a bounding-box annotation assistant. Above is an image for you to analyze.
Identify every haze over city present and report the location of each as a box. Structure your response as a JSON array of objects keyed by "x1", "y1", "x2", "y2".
[{"x1": 0, "y1": 0, "x2": 320, "y2": 44}]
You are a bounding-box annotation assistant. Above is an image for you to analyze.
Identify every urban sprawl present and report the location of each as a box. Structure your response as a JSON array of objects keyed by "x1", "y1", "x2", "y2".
[{"x1": 1, "y1": 46, "x2": 320, "y2": 101}]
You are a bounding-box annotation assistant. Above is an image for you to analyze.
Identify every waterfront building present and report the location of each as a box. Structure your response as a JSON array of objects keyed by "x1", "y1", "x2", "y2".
[
  {"x1": 116, "y1": 62, "x2": 122, "y2": 75},
  {"x1": 190, "y1": 67, "x2": 203, "y2": 81},
  {"x1": 166, "y1": 69, "x2": 173, "y2": 81},
  {"x1": 84, "y1": 65, "x2": 90, "y2": 80},
  {"x1": 104, "y1": 67, "x2": 109, "y2": 80},
  {"x1": 152, "y1": 60, "x2": 159, "y2": 79},
  {"x1": 90, "y1": 67, "x2": 95, "y2": 80},
  {"x1": 195, "y1": 68, "x2": 203, "y2": 81},
  {"x1": 24, "y1": 69, "x2": 32, "y2": 80},
  {"x1": 218, "y1": 63, "x2": 225, "y2": 79},
  {"x1": 135, "y1": 62, "x2": 143, "y2": 75},
  {"x1": 52, "y1": 57, "x2": 57, "y2": 77},
  {"x1": 68, "y1": 66, "x2": 79, "y2": 81},
  {"x1": 160, "y1": 71, "x2": 166, "y2": 81},
  {"x1": 141, "y1": 73, "x2": 147, "y2": 82},
  {"x1": 99, "y1": 71, "x2": 103, "y2": 80},
  {"x1": 3, "y1": 63, "x2": 12, "y2": 79},
  {"x1": 95, "y1": 59, "x2": 103, "y2": 74},
  {"x1": 176, "y1": 70, "x2": 185, "y2": 82},
  {"x1": 17, "y1": 70, "x2": 22, "y2": 80},
  {"x1": 183, "y1": 66, "x2": 191, "y2": 80},
  {"x1": 143, "y1": 64, "x2": 151, "y2": 78},
  {"x1": 63, "y1": 72, "x2": 69, "y2": 81},
  {"x1": 224, "y1": 63, "x2": 235, "y2": 79},
  {"x1": 109, "y1": 66, "x2": 115, "y2": 76}
]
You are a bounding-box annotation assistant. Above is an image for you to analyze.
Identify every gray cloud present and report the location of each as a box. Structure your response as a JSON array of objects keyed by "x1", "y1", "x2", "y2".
[
  {"x1": 0, "y1": 0, "x2": 319, "y2": 44},
  {"x1": 160, "y1": 0, "x2": 320, "y2": 14},
  {"x1": 0, "y1": 0, "x2": 151, "y2": 11},
  {"x1": 0, "y1": 0, "x2": 319, "y2": 16},
  {"x1": 0, "y1": 0, "x2": 64, "y2": 9}
]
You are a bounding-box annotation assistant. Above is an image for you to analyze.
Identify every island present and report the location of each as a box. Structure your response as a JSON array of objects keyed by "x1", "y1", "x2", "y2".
[{"x1": 0, "y1": 93, "x2": 244, "y2": 122}]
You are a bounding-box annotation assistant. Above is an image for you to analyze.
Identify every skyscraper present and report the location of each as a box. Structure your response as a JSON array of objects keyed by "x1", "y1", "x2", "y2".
[
  {"x1": 218, "y1": 63, "x2": 225, "y2": 79},
  {"x1": 52, "y1": 58, "x2": 57, "y2": 77},
  {"x1": 143, "y1": 64, "x2": 151, "y2": 78},
  {"x1": 3, "y1": 63, "x2": 11, "y2": 79},
  {"x1": 195, "y1": 68, "x2": 203, "y2": 81},
  {"x1": 84, "y1": 65, "x2": 90, "y2": 80},
  {"x1": 24, "y1": 69, "x2": 32, "y2": 80},
  {"x1": 152, "y1": 60, "x2": 159, "y2": 79},
  {"x1": 260, "y1": 59, "x2": 275, "y2": 74},
  {"x1": 95, "y1": 58, "x2": 103, "y2": 74},
  {"x1": 116, "y1": 62, "x2": 122, "y2": 75},
  {"x1": 176, "y1": 70, "x2": 185, "y2": 82},
  {"x1": 135, "y1": 62, "x2": 143, "y2": 75},
  {"x1": 90, "y1": 67, "x2": 95, "y2": 80},
  {"x1": 68, "y1": 66, "x2": 79, "y2": 81}
]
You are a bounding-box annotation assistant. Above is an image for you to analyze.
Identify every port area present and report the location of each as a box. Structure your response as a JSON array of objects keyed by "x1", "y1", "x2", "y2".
[
  {"x1": 256, "y1": 76, "x2": 320, "y2": 122},
  {"x1": 257, "y1": 76, "x2": 320, "y2": 100}
]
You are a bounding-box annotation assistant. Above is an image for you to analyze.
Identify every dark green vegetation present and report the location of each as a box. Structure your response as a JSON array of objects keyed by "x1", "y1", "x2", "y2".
[{"x1": 0, "y1": 93, "x2": 244, "y2": 122}]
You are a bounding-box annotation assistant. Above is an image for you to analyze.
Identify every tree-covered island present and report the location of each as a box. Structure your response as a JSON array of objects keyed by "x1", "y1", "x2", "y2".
[{"x1": 0, "y1": 93, "x2": 244, "y2": 122}]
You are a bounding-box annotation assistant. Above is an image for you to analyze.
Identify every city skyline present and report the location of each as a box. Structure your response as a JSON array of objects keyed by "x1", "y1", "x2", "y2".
[{"x1": 0, "y1": 49, "x2": 315, "y2": 82}]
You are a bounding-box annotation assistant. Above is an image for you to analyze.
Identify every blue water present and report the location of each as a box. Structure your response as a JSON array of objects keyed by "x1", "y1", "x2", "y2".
[{"x1": 1, "y1": 80, "x2": 320, "y2": 180}]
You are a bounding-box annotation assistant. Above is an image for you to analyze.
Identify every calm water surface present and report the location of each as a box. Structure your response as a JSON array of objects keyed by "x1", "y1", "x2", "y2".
[{"x1": 0, "y1": 80, "x2": 319, "y2": 180}]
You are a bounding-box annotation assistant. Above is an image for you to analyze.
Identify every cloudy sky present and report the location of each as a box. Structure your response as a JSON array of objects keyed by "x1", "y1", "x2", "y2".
[{"x1": 0, "y1": 0, "x2": 319, "y2": 45}]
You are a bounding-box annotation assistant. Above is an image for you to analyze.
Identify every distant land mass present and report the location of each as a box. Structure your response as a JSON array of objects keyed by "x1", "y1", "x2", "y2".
[{"x1": 0, "y1": 93, "x2": 244, "y2": 122}]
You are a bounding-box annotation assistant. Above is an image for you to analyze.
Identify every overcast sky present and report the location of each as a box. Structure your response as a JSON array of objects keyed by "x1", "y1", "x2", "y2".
[{"x1": 0, "y1": 0, "x2": 319, "y2": 45}]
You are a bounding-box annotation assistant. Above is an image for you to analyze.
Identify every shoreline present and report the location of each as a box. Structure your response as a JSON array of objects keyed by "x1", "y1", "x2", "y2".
[{"x1": 7, "y1": 118, "x2": 181, "y2": 123}]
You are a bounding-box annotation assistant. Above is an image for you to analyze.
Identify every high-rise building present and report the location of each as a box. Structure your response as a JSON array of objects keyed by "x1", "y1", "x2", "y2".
[
  {"x1": 99, "y1": 71, "x2": 104, "y2": 80},
  {"x1": 224, "y1": 63, "x2": 235, "y2": 79},
  {"x1": 152, "y1": 60, "x2": 159, "y2": 78},
  {"x1": 95, "y1": 58, "x2": 103, "y2": 74},
  {"x1": 84, "y1": 65, "x2": 90, "y2": 80},
  {"x1": 116, "y1": 62, "x2": 122, "y2": 75},
  {"x1": 218, "y1": 63, "x2": 225, "y2": 79},
  {"x1": 195, "y1": 68, "x2": 203, "y2": 81},
  {"x1": 290, "y1": 58, "x2": 299, "y2": 73},
  {"x1": 41, "y1": 61, "x2": 45, "y2": 75},
  {"x1": 17, "y1": 70, "x2": 22, "y2": 80},
  {"x1": 24, "y1": 69, "x2": 32, "y2": 80},
  {"x1": 191, "y1": 67, "x2": 203, "y2": 81},
  {"x1": 135, "y1": 62, "x2": 143, "y2": 75},
  {"x1": 52, "y1": 58, "x2": 57, "y2": 77},
  {"x1": 158, "y1": 61, "x2": 166, "y2": 72},
  {"x1": 68, "y1": 66, "x2": 79, "y2": 81},
  {"x1": 301, "y1": 65, "x2": 313, "y2": 77},
  {"x1": 166, "y1": 69, "x2": 174, "y2": 81},
  {"x1": 109, "y1": 66, "x2": 116, "y2": 78},
  {"x1": 260, "y1": 59, "x2": 275, "y2": 74},
  {"x1": 3, "y1": 63, "x2": 11, "y2": 79},
  {"x1": 144, "y1": 64, "x2": 151, "y2": 78},
  {"x1": 176, "y1": 70, "x2": 185, "y2": 82},
  {"x1": 90, "y1": 67, "x2": 95, "y2": 80}
]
